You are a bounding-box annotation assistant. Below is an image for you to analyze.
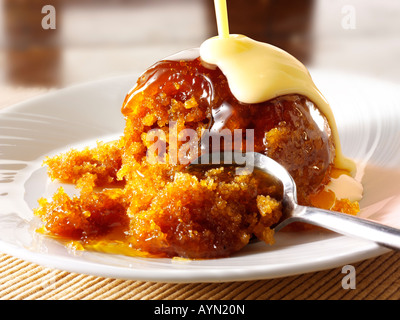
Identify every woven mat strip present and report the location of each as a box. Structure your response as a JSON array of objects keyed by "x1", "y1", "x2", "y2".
[{"x1": 1, "y1": 251, "x2": 400, "y2": 300}]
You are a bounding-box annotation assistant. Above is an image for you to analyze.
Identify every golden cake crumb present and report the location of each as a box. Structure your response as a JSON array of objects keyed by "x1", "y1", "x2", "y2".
[{"x1": 34, "y1": 58, "x2": 360, "y2": 259}]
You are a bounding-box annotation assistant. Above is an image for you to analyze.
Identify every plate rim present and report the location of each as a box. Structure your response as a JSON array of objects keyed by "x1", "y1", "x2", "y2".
[
  {"x1": 0, "y1": 70, "x2": 398, "y2": 282},
  {"x1": 0, "y1": 234, "x2": 390, "y2": 283}
]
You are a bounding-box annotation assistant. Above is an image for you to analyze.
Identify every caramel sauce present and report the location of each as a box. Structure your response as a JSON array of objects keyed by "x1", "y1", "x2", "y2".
[
  {"x1": 37, "y1": 56, "x2": 360, "y2": 259},
  {"x1": 38, "y1": 57, "x2": 334, "y2": 258}
]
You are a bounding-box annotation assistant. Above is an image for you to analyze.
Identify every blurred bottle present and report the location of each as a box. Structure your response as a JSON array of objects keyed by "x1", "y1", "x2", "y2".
[{"x1": 3, "y1": 0, "x2": 61, "y2": 87}]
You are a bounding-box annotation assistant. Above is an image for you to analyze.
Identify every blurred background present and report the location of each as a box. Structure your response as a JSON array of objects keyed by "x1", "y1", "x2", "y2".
[{"x1": 0, "y1": 0, "x2": 399, "y2": 90}]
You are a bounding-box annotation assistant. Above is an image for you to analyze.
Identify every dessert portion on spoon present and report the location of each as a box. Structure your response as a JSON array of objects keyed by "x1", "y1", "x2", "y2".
[
  {"x1": 191, "y1": 151, "x2": 400, "y2": 251},
  {"x1": 34, "y1": 0, "x2": 363, "y2": 259}
]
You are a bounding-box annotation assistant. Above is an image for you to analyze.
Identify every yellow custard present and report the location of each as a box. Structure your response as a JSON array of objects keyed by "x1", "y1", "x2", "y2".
[
  {"x1": 201, "y1": 41, "x2": 355, "y2": 174},
  {"x1": 201, "y1": 0, "x2": 358, "y2": 175}
]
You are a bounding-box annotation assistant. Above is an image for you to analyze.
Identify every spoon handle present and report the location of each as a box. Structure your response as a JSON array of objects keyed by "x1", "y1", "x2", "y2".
[{"x1": 294, "y1": 205, "x2": 400, "y2": 250}]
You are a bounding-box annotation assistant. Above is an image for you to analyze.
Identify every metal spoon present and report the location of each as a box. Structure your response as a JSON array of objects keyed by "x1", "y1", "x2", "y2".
[{"x1": 189, "y1": 151, "x2": 400, "y2": 250}]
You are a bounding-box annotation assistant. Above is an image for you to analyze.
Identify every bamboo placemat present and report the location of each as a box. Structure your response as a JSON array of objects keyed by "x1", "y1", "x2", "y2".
[
  {"x1": 1, "y1": 251, "x2": 400, "y2": 300},
  {"x1": 1, "y1": 86, "x2": 399, "y2": 300}
]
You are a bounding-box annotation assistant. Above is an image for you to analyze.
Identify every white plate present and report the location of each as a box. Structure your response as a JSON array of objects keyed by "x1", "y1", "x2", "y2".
[{"x1": 1, "y1": 70, "x2": 400, "y2": 283}]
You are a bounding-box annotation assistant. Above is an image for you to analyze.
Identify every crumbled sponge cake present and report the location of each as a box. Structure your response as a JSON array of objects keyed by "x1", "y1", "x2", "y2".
[
  {"x1": 44, "y1": 140, "x2": 123, "y2": 186},
  {"x1": 36, "y1": 58, "x2": 359, "y2": 259}
]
